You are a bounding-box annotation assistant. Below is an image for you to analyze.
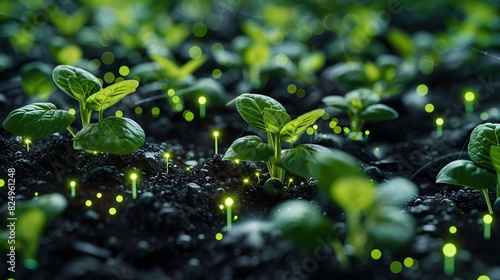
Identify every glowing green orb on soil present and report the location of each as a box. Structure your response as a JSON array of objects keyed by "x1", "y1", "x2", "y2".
[
  {"x1": 255, "y1": 172, "x2": 260, "y2": 183},
  {"x1": 483, "y1": 214, "x2": 493, "y2": 240},
  {"x1": 24, "y1": 138, "x2": 31, "y2": 152},
  {"x1": 130, "y1": 173, "x2": 138, "y2": 199},
  {"x1": 69, "y1": 181, "x2": 76, "y2": 198},
  {"x1": 213, "y1": 131, "x2": 219, "y2": 155},
  {"x1": 464, "y1": 91, "x2": 475, "y2": 114},
  {"x1": 436, "y1": 118, "x2": 444, "y2": 137},
  {"x1": 215, "y1": 233, "x2": 223, "y2": 240},
  {"x1": 96, "y1": 192, "x2": 102, "y2": 198},
  {"x1": 443, "y1": 243, "x2": 457, "y2": 276},
  {"x1": 198, "y1": 96, "x2": 207, "y2": 118},
  {"x1": 225, "y1": 197, "x2": 234, "y2": 231}
]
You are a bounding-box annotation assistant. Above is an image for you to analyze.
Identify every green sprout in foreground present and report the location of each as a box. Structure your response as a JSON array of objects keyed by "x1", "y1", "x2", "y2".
[
  {"x1": 322, "y1": 88, "x2": 398, "y2": 141},
  {"x1": 223, "y1": 93, "x2": 325, "y2": 188},
  {"x1": 224, "y1": 197, "x2": 234, "y2": 231},
  {"x1": 442, "y1": 243, "x2": 456, "y2": 276},
  {"x1": 130, "y1": 173, "x2": 138, "y2": 199},
  {"x1": 2, "y1": 65, "x2": 145, "y2": 155}
]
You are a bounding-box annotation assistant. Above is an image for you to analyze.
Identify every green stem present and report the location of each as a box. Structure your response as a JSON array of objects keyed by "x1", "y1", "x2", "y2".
[
  {"x1": 79, "y1": 102, "x2": 91, "y2": 127},
  {"x1": 330, "y1": 233, "x2": 350, "y2": 269},
  {"x1": 66, "y1": 126, "x2": 76, "y2": 138},
  {"x1": 497, "y1": 173, "x2": 500, "y2": 199},
  {"x1": 99, "y1": 110, "x2": 104, "y2": 122},
  {"x1": 483, "y1": 189, "x2": 493, "y2": 214}
]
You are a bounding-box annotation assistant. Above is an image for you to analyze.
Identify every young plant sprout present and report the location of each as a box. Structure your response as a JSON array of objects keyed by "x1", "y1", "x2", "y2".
[
  {"x1": 164, "y1": 152, "x2": 170, "y2": 174},
  {"x1": 483, "y1": 214, "x2": 493, "y2": 240},
  {"x1": 255, "y1": 172, "x2": 260, "y2": 183},
  {"x1": 436, "y1": 117, "x2": 444, "y2": 137},
  {"x1": 224, "y1": 197, "x2": 234, "y2": 230},
  {"x1": 436, "y1": 123, "x2": 500, "y2": 214},
  {"x1": 213, "y1": 131, "x2": 219, "y2": 155},
  {"x1": 198, "y1": 96, "x2": 207, "y2": 118},
  {"x1": 69, "y1": 181, "x2": 76, "y2": 198},
  {"x1": 24, "y1": 138, "x2": 31, "y2": 152},
  {"x1": 130, "y1": 173, "x2": 138, "y2": 199},
  {"x1": 442, "y1": 243, "x2": 457, "y2": 276},
  {"x1": 322, "y1": 88, "x2": 398, "y2": 141},
  {"x1": 464, "y1": 91, "x2": 475, "y2": 115},
  {"x1": 2, "y1": 65, "x2": 145, "y2": 155},
  {"x1": 223, "y1": 93, "x2": 325, "y2": 189}
]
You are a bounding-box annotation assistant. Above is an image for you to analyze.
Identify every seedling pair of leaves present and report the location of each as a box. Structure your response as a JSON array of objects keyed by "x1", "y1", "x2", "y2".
[
  {"x1": 270, "y1": 149, "x2": 417, "y2": 267},
  {"x1": 322, "y1": 88, "x2": 398, "y2": 141},
  {"x1": 2, "y1": 65, "x2": 145, "y2": 155},
  {"x1": 323, "y1": 55, "x2": 416, "y2": 97},
  {"x1": 437, "y1": 123, "x2": 500, "y2": 214},
  {"x1": 223, "y1": 93, "x2": 325, "y2": 190}
]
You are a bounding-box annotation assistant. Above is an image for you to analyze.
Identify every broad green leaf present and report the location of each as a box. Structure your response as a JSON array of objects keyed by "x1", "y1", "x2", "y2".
[
  {"x1": 376, "y1": 178, "x2": 418, "y2": 207},
  {"x1": 21, "y1": 62, "x2": 56, "y2": 101},
  {"x1": 468, "y1": 123, "x2": 500, "y2": 171},
  {"x1": 364, "y1": 61, "x2": 380, "y2": 82},
  {"x1": 179, "y1": 56, "x2": 206, "y2": 78},
  {"x1": 271, "y1": 200, "x2": 333, "y2": 250},
  {"x1": 387, "y1": 28, "x2": 416, "y2": 58},
  {"x1": 298, "y1": 51, "x2": 325, "y2": 73},
  {"x1": 322, "y1": 96, "x2": 349, "y2": 112},
  {"x1": 278, "y1": 144, "x2": 332, "y2": 179},
  {"x1": 436, "y1": 159, "x2": 496, "y2": 190},
  {"x1": 263, "y1": 108, "x2": 291, "y2": 134},
  {"x1": 323, "y1": 61, "x2": 364, "y2": 87},
  {"x1": 309, "y1": 149, "x2": 364, "y2": 190},
  {"x1": 359, "y1": 104, "x2": 399, "y2": 122},
  {"x1": 52, "y1": 65, "x2": 102, "y2": 102},
  {"x1": 85, "y1": 80, "x2": 139, "y2": 112},
  {"x1": 366, "y1": 207, "x2": 415, "y2": 250},
  {"x1": 244, "y1": 42, "x2": 271, "y2": 68},
  {"x1": 345, "y1": 89, "x2": 380, "y2": 113},
  {"x1": 235, "y1": 93, "x2": 286, "y2": 132},
  {"x1": 222, "y1": 135, "x2": 274, "y2": 162},
  {"x1": 2, "y1": 103, "x2": 75, "y2": 140},
  {"x1": 280, "y1": 109, "x2": 325, "y2": 143},
  {"x1": 150, "y1": 54, "x2": 180, "y2": 77},
  {"x1": 128, "y1": 62, "x2": 164, "y2": 82},
  {"x1": 331, "y1": 176, "x2": 375, "y2": 213},
  {"x1": 241, "y1": 20, "x2": 267, "y2": 41},
  {"x1": 73, "y1": 117, "x2": 145, "y2": 155},
  {"x1": 490, "y1": 146, "x2": 500, "y2": 175}
]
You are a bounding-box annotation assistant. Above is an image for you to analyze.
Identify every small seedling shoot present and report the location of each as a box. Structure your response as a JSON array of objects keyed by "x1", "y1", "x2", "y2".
[
  {"x1": 164, "y1": 152, "x2": 170, "y2": 174},
  {"x1": 69, "y1": 180, "x2": 76, "y2": 198},
  {"x1": 442, "y1": 243, "x2": 457, "y2": 276},
  {"x1": 130, "y1": 173, "x2": 138, "y2": 199},
  {"x1": 225, "y1": 197, "x2": 234, "y2": 231},
  {"x1": 483, "y1": 214, "x2": 493, "y2": 240},
  {"x1": 213, "y1": 131, "x2": 219, "y2": 155},
  {"x1": 436, "y1": 118, "x2": 444, "y2": 137},
  {"x1": 198, "y1": 96, "x2": 207, "y2": 118},
  {"x1": 255, "y1": 172, "x2": 260, "y2": 183},
  {"x1": 464, "y1": 91, "x2": 475, "y2": 115},
  {"x1": 24, "y1": 138, "x2": 31, "y2": 152}
]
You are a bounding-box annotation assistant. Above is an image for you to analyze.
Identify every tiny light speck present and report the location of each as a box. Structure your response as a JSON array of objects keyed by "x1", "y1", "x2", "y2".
[
  {"x1": 225, "y1": 197, "x2": 234, "y2": 206},
  {"x1": 131, "y1": 173, "x2": 138, "y2": 180},
  {"x1": 85, "y1": 200, "x2": 92, "y2": 207},
  {"x1": 109, "y1": 208, "x2": 117, "y2": 215},
  {"x1": 0, "y1": 179, "x2": 4, "y2": 187},
  {"x1": 449, "y1": 226, "x2": 457, "y2": 234},
  {"x1": 116, "y1": 195, "x2": 124, "y2": 203},
  {"x1": 215, "y1": 233, "x2": 223, "y2": 240},
  {"x1": 96, "y1": 192, "x2": 102, "y2": 198}
]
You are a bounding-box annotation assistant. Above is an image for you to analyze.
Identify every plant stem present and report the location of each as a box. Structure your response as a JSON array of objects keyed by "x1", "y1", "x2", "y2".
[
  {"x1": 66, "y1": 126, "x2": 76, "y2": 138},
  {"x1": 79, "y1": 102, "x2": 91, "y2": 127},
  {"x1": 497, "y1": 172, "x2": 500, "y2": 199},
  {"x1": 99, "y1": 110, "x2": 104, "y2": 122},
  {"x1": 330, "y1": 233, "x2": 350, "y2": 269},
  {"x1": 483, "y1": 189, "x2": 493, "y2": 214}
]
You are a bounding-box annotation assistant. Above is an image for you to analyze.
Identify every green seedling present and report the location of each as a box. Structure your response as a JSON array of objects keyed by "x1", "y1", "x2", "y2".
[
  {"x1": 322, "y1": 88, "x2": 398, "y2": 141},
  {"x1": 213, "y1": 131, "x2": 219, "y2": 155},
  {"x1": 223, "y1": 93, "x2": 325, "y2": 188},
  {"x1": 483, "y1": 214, "x2": 493, "y2": 240},
  {"x1": 0, "y1": 193, "x2": 67, "y2": 269},
  {"x1": 443, "y1": 243, "x2": 457, "y2": 276},
  {"x1": 69, "y1": 181, "x2": 76, "y2": 198},
  {"x1": 436, "y1": 117, "x2": 444, "y2": 137},
  {"x1": 271, "y1": 149, "x2": 417, "y2": 267},
  {"x1": 130, "y1": 173, "x2": 138, "y2": 199},
  {"x1": 2, "y1": 65, "x2": 145, "y2": 155},
  {"x1": 436, "y1": 123, "x2": 500, "y2": 214},
  {"x1": 225, "y1": 197, "x2": 234, "y2": 231}
]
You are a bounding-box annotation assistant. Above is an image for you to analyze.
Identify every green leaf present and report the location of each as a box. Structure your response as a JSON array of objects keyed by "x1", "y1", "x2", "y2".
[
  {"x1": 271, "y1": 200, "x2": 333, "y2": 250},
  {"x1": 491, "y1": 146, "x2": 500, "y2": 175},
  {"x1": 73, "y1": 117, "x2": 145, "y2": 154},
  {"x1": 235, "y1": 93, "x2": 286, "y2": 132},
  {"x1": 52, "y1": 65, "x2": 102, "y2": 102},
  {"x1": 21, "y1": 61, "x2": 56, "y2": 101},
  {"x1": 468, "y1": 123, "x2": 500, "y2": 171},
  {"x1": 322, "y1": 95, "x2": 349, "y2": 112},
  {"x1": 298, "y1": 51, "x2": 325, "y2": 73},
  {"x1": 244, "y1": 42, "x2": 271, "y2": 68},
  {"x1": 179, "y1": 56, "x2": 206, "y2": 78},
  {"x1": 331, "y1": 176, "x2": 375, "y2": 212},
  {"x1": 278, "y1": 144, "x2": 332, "y2": 179},
  {"x1": 222, "y1": 135, "x2": 274, "y2": 162},
  {"x1": 309, "y1": 149, "x2": 364, "y2": 190},
  {"x1": 366, "y1": 207, "x2": 415, "y2": 250},
  {"x1": 2, "y1": 103, "x2": 75, "y2": 140},
  {"x1": 376, "y1": 178, "x2": 418, "y2": 207},
  {"x1": 359, "y1": 104, "x2": 398, "y2": 122},
  {"x1": 436, "y1": 159, "x2": 496, "y2": 190},
  {"x1": 280, "y1": 109, "x2": 325, "y2": 143},
  {"x1": 345, "y1": 88, "x2": 380, "y2": 113},
  {"x1": 150, "y1": 54, "x2": 180, "y2": 77},
  {"x1": 85, "y1": 80, "x2": 139, "y2": 112},
  {"x1": 324, "y1": 62, "x2": 365, "y2": 87},
  {"x1": 263, "y1": 108, "x2": 291, "y2": 134}
]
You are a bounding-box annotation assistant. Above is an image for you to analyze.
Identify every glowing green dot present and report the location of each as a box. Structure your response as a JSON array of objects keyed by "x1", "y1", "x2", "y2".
[
  {"x1": 115, "y1": 77, "x2": 124, "y2": 83},
  {"x1": 365, "y1": 130, "x2": 370, "y2": 136},
  {"x1": 287, "y1": 84, "x2": 297, "y2": 94},
  {"x1": 424, "y1": 103, "x2": 435, "y2": 113},
  {"x1": 374, "y1": 147, "x2": 380, "y2": 153},
  {"x1": 198, "y1": 96, "x2": 207, "y2": 105},
  {"x1": 322, "y1": 112, "x2": 330, "y2": 120},
  {"x1": 333, "y1": 126, "x2": 342, "y2": 134},
  {"x1": 465, "y1": 91, "x2": 475, "y2": 101},
  {"x1": 219, "y1": 204, "x2": 224, "y2": 210},
  {"x1": 483, "y1": 214, "x2": 493, "y2": 224},
  {"x1": 212, "y1": 69, "x2": 222, "y2": 79},
  {"x1": 416, "y1": 84, "x2": 428, "y2": 96},
  {"x1": 109, "y1": 207, "x2": 117, "y2": 215},
  {"x1": 172, "y1": 96, "x2": 181, "y2": 103},
  {"x1": 478, "y1": 275, "x2": 491, "y2": 280},
  {"x1": 443, "y1": 243, "x2": 456, "y2": 257},
  {"x1": 213, "y1": 131, "x2": 219, "y2": 137},
  {"x1": 243, "y1": 178, "x2": 249, "y2": 184},
  {"x1": 85, "y1": 200, "x2": 92, "y2": 207},
  {"x1": 480, "y1": 113, "x2": 488, "y2": 120},
  {"x1": 96, "y1": 192, "x2": 102, "y2": 198},
  {"x1": 167, "y1": 89, "x2": 176, "y2": 96},
  {"x1": 24, "y1": 258, "x2": 38, "y2": 269},
  {"x1": 371, "y1": 249, "x2": 382, "y2": 260},
  {"x1": 189, "y1": 45, "x2": 202, "y2": 59},
  {"x1": 215, "y1": 233, "x2": 223, "y2": 240},
  {"x1": 436, "y1": 118, "x2": 444, "y2": 126},
  {"x1": 115, "y1": 110, "x2": 123, "y2": 117},
  {"x1": 183, "y1": 110, "x2": 194, "y2": 122},
  {"x1": 70, "y1": 181, "x2": 76, "y2": 187},
  {"x1": 151, "y1": 106, "x2": 160, "y2": 117},
  {"x1": 101, "y1": 51, "x2": 115, "y2": 65},
  {"x1": 88, "y1": 59, "x2": 101, "y2": 70},
  {"x1": 34, "y1": 192, "x2": 38, "y2": 196},
  {"x1": 449, "y1": 226, "x2": 457, "y2": 234},
  {"x1": 56, "y1": 45, "x2": 82, "y2": 65},
  {"x1": 119, "y1": 65, "x2": 130, "y2": 76},
  {"x1": 343, "y1": 127, "x2": 350, "y2": 134},
  {"x1": 0, "y1": 179, "x2": 4, "y2": 187},
  {"x1": 116, "y1": 195, "x2": 124, "y2": 203},
  {"x1": 419, "y1": 56, "x2": 434, "y2": 75},
  {"x1": 192, "y1": 22, "x2": 208, "y2": 37},
  {"x1": 130, "y1": 173, "x2": 137, "y2": 180},
  {"x1": 390, "y1": 261, "x2": 403, "y2": 274},
  {"x1": 135, "y1": 107, "x2": 143, "y2": 115},
  {"x1": 233, "y1": 215, "x2": 238, "y2": 220},
  {"x1": 68, "y1": 108, "x2": 76, "y2": 115},
  {"x1": 174, "y1": 103, "x2": 183, "y2": 111},
  {"x1": 403, "y1": 257, "x2": 414, "y2": 268},
  {"x1": 297, "y1": 88, "x2": 306, "y2": 98},
  {"x1": 306, "y1": 127, "x2": 314, "y2": 135},
  {"x1": 225, "y1": 197, "x2": 234, "y2": 206},
  {"x1": 104, "y1": 72, "x2": 115, "y2": 83}
]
